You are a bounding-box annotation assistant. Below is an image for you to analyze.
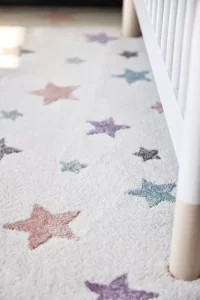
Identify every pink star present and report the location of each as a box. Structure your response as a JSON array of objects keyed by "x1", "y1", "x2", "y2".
[
  {"x1": 151, "y1": 102, "x2": 163, "y2": 114},
  {"x1": 44, "y1": 11, "x2": 75, "y2": 24},
  {"x1": 30, "y1": 83, "x2": 80, "y2": 105},
  {"x1": 3, "y1": 205, "x2": 80, "y2": 250}
]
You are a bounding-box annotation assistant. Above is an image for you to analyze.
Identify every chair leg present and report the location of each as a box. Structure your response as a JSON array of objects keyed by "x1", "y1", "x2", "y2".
[
  {"x1": 121, "y1": 0, "x2": 141, "y2": 37},
  {"x1": 170, "y1": 202, "x2": 200, "y2": 280},
  {"x1": 169, "y1": 1, "x2": 200, "y2": 281}
]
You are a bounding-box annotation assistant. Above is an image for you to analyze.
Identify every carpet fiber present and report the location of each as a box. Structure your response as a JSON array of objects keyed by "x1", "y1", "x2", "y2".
[{"x1": 0, "y1": 8, "x2": 199, "y2": 300}]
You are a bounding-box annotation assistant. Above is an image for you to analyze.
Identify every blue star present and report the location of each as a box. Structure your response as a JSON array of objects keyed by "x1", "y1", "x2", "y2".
[
  {"x1": 66, "y1": 57, "x2": 84, "y2": 64},
  {"x1": 113, "y1": 69, "x2": 151, "y2": 84},
  {"x1": 127, "y1": 179, "x2": 176, "y2": 207},
  {"x1": 1, "y1": 110, "x2": 23, "y2": 121},
  {"x1": 60, "y1": 160, "x2": 87, "y2": 173}
]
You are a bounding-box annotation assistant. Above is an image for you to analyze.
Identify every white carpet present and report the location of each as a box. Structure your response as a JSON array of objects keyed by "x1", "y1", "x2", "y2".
[{"x1": 0, "y1": 8, "x2": 200, "y2": 300}]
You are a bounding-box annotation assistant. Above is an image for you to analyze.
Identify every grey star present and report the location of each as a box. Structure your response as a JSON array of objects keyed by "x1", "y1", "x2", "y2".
[
  {"x1": 127, "y1": 179, "x2": 176, "y2": 207},
  {"x1": 66, "y1": 57, "x2": 84, "y2": 64},
  {"x1": 1, "y1": 110, "x2": 23, "y2": 121},
  {"x1": 0, "y1": 138, "x2": 22, "y2": 161},
  {"x1": 19, "y1": 47, "x2": 35, "y2": 56},
  {"x1": 120, "y1": 51, "x2": 138, "y2": 58},
  {"x1": 60, "y1": 160, "x2": 87, "y2": 173},
  {"x1": 134, "y1": 147, "x2": 160, "y2": 162},
  {"x1": 113, "y1": 69, "x2": 151, "y2": 84}
]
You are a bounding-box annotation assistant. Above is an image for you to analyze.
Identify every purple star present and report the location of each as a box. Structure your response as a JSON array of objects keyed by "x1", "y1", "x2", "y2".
[
  {"x1": 85, "y1": 32, "x2": 118, "y2": 44},
  {"x1": 85, "y1": 274, "x2": 159, "y2": 300},
  {"x1": 87, "y1": 118, "x2": 130, "y2": 138}
]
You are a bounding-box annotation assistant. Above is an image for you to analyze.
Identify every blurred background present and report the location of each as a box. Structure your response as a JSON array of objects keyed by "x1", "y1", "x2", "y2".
[
  {"x1": 0, "y1": 0, "x2": 121, "y2": 6},
  {"x1": 0, "y1": 0, "x2": 122, "y2": 68}
]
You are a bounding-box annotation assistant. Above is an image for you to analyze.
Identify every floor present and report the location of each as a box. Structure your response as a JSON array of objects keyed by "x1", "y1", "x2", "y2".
[{"x1": 0, "y1": 7, "x2": 199, "y2": 300}]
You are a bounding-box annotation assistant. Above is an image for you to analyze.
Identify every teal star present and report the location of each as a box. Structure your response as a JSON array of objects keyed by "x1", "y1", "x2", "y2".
[
  {"x1": 66, "y1": 57, "x2": 84, "y2": 64},
  {"x1": 113, "y1": 69, "x2": 151, "y2": 84},
  {"x1": 60, "y1": 160, "x2": 87, "y2": 173},
  {"x1": 127, "y1": 179, "x2": 176, "y2": 207},
  {"x1": 1, "y1": 110, "x2": 23, "y2": 121}
]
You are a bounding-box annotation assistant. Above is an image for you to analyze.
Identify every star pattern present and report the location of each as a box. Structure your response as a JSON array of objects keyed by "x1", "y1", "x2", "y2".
[
  {"x1": 66, "y1": 57, "x2": 84, "y2": 64},
  {"x1": 1, "y1": 110, "x2": 23, "y2": 121},
  {"x1": 113, "y1": 69, "x2": 151, "y2": 84},
  {"x1": 43, "y1": 11, "x2": 75, "y2": 24},
  {"x1": 127, "y1": 179, "x2": 176, "y2": 207},
  {"x1": 87, "y1": 118, "x2": 130, "y2": 138},
  {"x1": 0, "y1": 138, "x2": 22, "y2": 161},
  {"x1": 0, "y1": 46, "x2": 34, "y2": 56},
  {"x1": 151, "y1": 102, "x2": 163, "y2": 114},
  {"x1": 85, "y1": 274, "x2": 159, "y2": 300},
  {"x1": 120, "y1": 51, "x2": 138, "y2": 58},
  {"x1": 85, "y1": 32, "x2": 118, "y2": 44},
  {"x1": 3, "y1": 204, "x2": 80, "y2": 250},
  {"x1": 30, "y1": 83, "x2": 79, "y2": 105},
  {"x1": 60, "y1": 160, "x2": 87, "y2": 173},
  {"x1": 20, "y1": 47, "x2": 35, "y2": 56},
  {"x1": 134, "y1": 147, "x2": 161, "y2": 162}
]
